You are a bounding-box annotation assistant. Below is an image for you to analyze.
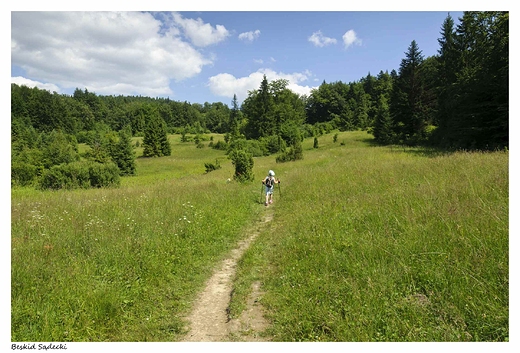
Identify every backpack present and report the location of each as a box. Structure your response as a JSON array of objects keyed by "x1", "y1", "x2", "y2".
[{"x1": 265, "y1": 176, "x2": 273, "y2": 188}]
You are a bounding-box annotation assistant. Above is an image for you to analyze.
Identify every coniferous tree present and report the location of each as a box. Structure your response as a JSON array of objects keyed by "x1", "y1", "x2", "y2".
[
  {"x1": 434, "y1": 13, "x2": 463, "y2": 147},
  {"x1": 229, "y1": 94, "x2": 241, "y2": 137},
  {"x1": 229, "y1": 149, "x2": 254, "y2": 182},
  {"x1": 390, "y1": 40, "x2": 428, "y2": 143},
  {"x1": 243, "y1": 75, "x2": 274, "y2": 139},
  {"x1": 361, "y1": 73, "x2": 378, "y2": 127},
  {"x1": 434, "y1": 11, "x2": 508, "y2": 149},
  {"x1": 372, "y1": 94, "x2": 394, "y2": 144},
  {"x1": 143, "y1": 111, "x2": 171, "y2": 157},
  {"x1": 112, "y1": 127, "x2": 136, "y2": 175}
]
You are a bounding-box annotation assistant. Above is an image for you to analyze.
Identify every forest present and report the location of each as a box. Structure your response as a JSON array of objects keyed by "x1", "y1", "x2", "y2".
[{"x1": 11, "y1": 12, "x2": 508, "y2": 189}]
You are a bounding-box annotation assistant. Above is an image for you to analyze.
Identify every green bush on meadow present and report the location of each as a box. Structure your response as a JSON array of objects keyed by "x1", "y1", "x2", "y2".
[{"x1": 38, "y1": 161, "x2": 120, "y2": 190}]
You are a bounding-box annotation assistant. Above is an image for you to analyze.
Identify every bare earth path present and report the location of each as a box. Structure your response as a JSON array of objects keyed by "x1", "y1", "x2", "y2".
[{"x1": 181, "y1": 208, "x2": 273, "y2": 342}]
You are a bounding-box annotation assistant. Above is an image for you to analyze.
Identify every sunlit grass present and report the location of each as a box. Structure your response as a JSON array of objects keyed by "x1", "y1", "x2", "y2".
[
  {"x1": 11, "y1": 134, "x2": 262, "y2": 341},
  {"x1": 231, "y1": 131, "x2": 508, "y2": 342},
  {"x1": 12, "y1": 131, "x2": 508, "y2": 341}
]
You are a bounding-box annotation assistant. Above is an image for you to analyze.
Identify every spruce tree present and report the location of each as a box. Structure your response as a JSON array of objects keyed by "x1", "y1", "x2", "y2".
[
  {"x1": 373, "y1": 94, "x2": 394, "y2": 144},
  {"x1": 390, "y1": 40, "x2": 428, "y2": 143},
  {"x1": 143, "y1": 111, "x2": 171, "y2": 157},
  {"x1": 229, "y1": 149, "x2": 254, "y2": 182},
  {"x1": 229, "y1": 94, "x2": 241, "y2": 138},
  {"x1": 113, "y1": 127, "x2": 136, "y2": 175}
]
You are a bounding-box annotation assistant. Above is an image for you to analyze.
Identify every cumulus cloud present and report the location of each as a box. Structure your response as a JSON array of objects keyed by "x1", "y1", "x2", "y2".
[
  {"x1": 11, "y1": 76, "x2": 61, "y2": 93},
  {"x1": 342, "y1": 29, "x2": 362, "y2": 48},
  {"x1": 238, "y1": 30, "x2": 261, "y2": 42},
  {"x1": 207, "y1": 68, "x2": 317, "y2": 102},
  {"x1": 308, "y1": 31, "x2": 337, "y2": 47},
  {"x1": 171, "y1": 12, "x2": 230, "y2": 47},
  {"x1": 11, "y1": 11, "x2": 213, "y2": 96}
]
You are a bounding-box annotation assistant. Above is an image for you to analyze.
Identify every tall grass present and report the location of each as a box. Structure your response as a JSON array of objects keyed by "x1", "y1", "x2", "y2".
[
  {"x1": 231, "y1": 131, "x2": 508, "y2": 341},
  {"x1": 11, "y1": 134, "x2": 262, "y2": 341},
  {"x1": 12, "y1": 131, "x2": 509, "y2": 342}
]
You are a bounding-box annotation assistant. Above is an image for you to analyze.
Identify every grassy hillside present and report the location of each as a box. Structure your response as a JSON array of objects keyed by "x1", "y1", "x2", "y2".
[
  {"x1": 11, "y1": 131, "x2": 508, "y2": 342},
  {"x1": 230, "y1": 131, "x2": 509, "y2": 341}
]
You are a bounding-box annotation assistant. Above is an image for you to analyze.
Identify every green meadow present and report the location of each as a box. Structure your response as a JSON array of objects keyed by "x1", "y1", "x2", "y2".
[{"x1": 11, "y1": 131, "x2": 508, "y2": 342}]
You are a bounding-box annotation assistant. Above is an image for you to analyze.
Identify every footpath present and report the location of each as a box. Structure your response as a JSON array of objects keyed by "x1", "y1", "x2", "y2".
[{"x1": 181, "y1": 208, "x2": 274, "y2": 342}]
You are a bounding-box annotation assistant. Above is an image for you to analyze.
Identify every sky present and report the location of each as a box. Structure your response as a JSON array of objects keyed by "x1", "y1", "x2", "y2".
[{"x1": 9, "y1": 4, "x2": 473, "y2": 106}]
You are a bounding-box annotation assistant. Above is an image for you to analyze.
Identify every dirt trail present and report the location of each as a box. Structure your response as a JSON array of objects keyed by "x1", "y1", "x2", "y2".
[{"x1": 181, "y1": 209, "x2": 273, "y2": 342}]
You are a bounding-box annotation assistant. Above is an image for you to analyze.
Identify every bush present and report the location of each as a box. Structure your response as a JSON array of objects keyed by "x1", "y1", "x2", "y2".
[
  {"x1": 39, "y1": 161, "x2": 120, "y2": 190},
  {"x1": 40, "y1": 130, "x2": 79, "y2": 168},
  {"x1": 39, "y1": 162, "x2": 90, "y2": 190},
  {"x1": 11, "y1": 161, "x2": 41, "y2": 187},
  {"x1": 229, "y1": 149, "x2": 254, "y2": 182},
  {"x1": 276, "y1": 140, "x2": 303, "y2": 163},
  {"x1": 245, "y1": 139, "x2": 266, "y2": 157},
  {"x1": 260, "y1": 135, "x2": 286, "y2": 155},
  {"x1": 204, "y1": 159, "x2": 221, "y2": 173},
  {"x1": 88, "y1": 161, "x2": 120, "y2": 188},
  {"x1": 212, "y1": 140, "x2": 228, "y2": 151}
]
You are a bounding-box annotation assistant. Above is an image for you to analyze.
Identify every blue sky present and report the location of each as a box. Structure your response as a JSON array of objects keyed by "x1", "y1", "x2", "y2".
[{"x1": 10, "y1": 5, "x2": 470, "y2": 106}]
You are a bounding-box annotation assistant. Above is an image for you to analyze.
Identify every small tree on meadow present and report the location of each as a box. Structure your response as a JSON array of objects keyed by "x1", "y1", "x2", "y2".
[
  {"x1": 143, "y1": 112, "x2": 171, "y2": 157},
  {"x1": 111, "y1": 127, "x2": 136, "y2": 175},
  {"x1": 229, "y1": 149, "x2": 254, "y2": 182}
]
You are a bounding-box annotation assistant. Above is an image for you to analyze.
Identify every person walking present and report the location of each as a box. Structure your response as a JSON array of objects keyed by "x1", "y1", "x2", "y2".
[{"x1": 262, "y1": 170, "x2": 280, "y2": 206}]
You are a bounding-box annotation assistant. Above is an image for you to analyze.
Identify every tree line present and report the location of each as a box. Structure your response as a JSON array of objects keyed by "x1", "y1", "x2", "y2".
[{"x1": 11, "y1": 11, "x2": 508, "y2": 188}]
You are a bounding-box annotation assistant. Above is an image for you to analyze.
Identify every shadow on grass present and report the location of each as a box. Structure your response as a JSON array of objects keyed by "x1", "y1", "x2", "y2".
[{"x1": 358, "y1": 137, "x2": 455, "y2": 158}]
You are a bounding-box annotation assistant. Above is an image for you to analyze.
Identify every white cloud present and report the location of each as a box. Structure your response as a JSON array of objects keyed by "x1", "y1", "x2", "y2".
[
  {"x1": 11, "y1": 11, "x2": 213, "y2": 97},
  {"x1": 11, "y1": 77, "x2": 61, "y2": 93},
  {"x1": 238, "y1": 30, "x2": 261, "y2": 42},
  {"x1": 207, "y1": 69, "x2": 317, "y2": 102},
  {"x1": 342, "y1": 29, "x2": 362, "y2": 48},
  {"x1": 172, "y1": 12, "x2": 230, "y2": 47},
  {"x1": 308, "y1": 31, "x2": 337, "y2": 47},
  {"x1": 254, "y1": 59, "x2": 264, "y2": 64}
]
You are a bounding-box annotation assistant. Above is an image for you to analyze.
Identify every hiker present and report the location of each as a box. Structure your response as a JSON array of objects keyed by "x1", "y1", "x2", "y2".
[{"x1": 262, "y1": 170, "x2": 280, "y2": 206}]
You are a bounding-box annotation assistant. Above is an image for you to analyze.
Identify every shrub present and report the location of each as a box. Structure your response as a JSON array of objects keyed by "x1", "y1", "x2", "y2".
[
  {"x1": 229, "y1": 149, "x2": 254, "y2": 182},
  {"x1": 204, "y1": 159, "x2": 221, "y2": 173},
  {"x1": 87, "y1": 161, "x2": 121, "y2": 188},
  {"x1": 38, "y1": 161, "x2": 120, "y2": 190},
  {"x1": 212, "y1": 140, "x2": 228, "y2": 151},
  {"x1": 39, "y1": 162, "x2": 90, "y2": 190},
  {"x1": 11, "y1": 161, "x2": 40, "y2": 187},
  {"x1": 260, "y1": 135, "x2": 286, "y2": 155},
  {"x1": 276, "y1": 140, "x2": 303, "y2": 163},
  {"x1": 40, "y1": 130, "x2": 79, "y2": 168},
  {"x1": 244, "y1": 139, "x2": 266, "y2": 157}
]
